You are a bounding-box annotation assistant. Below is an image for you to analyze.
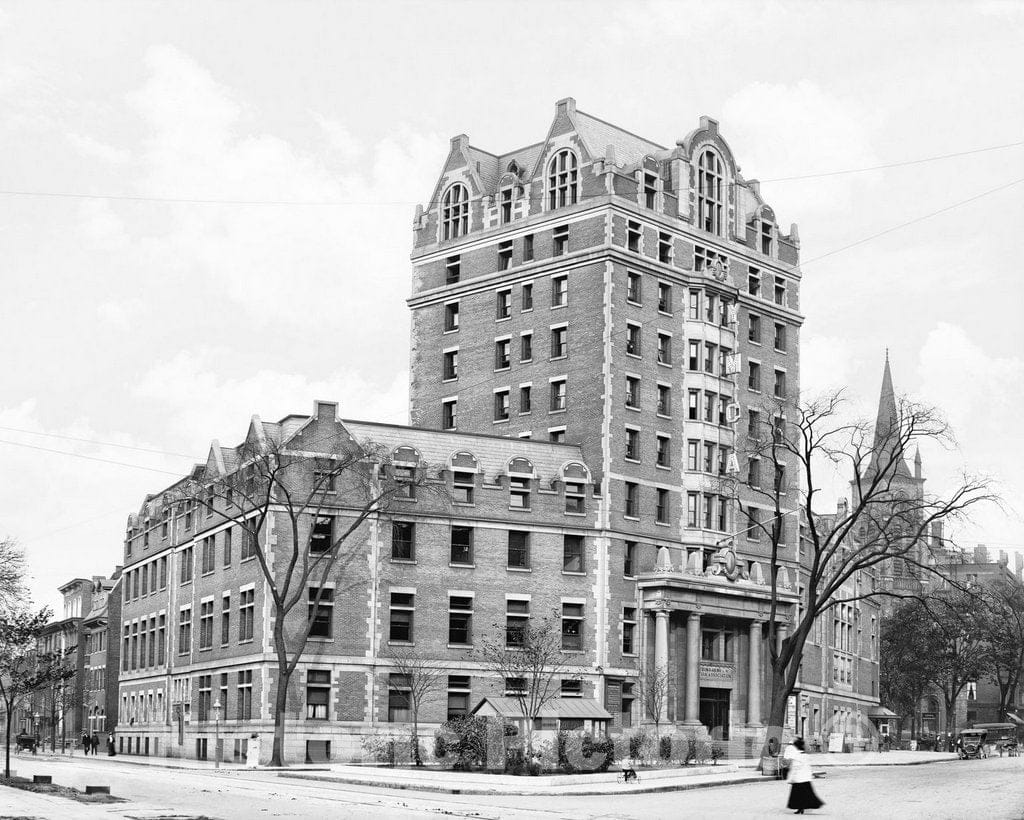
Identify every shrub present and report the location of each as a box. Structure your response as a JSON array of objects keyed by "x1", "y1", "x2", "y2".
[
  {"x1": 360, "y1": 733, "x2": 396, "y2": 765},
  {"x1": 659, "y1": 734, "x2": 673, "y2": 761},
  {"x1": 438, "y1": 716, "x2": 490, "y2": 771},
  {"x1": 433, "y1": 731, "x2": 447, "y2": 760},
  {"x1": 582, "y1": 734, "x2": 616, "y2": 773},
  {"x1": 629, "y1": 729, "x2": 649, "y2": 762},
  {"x1": 711, "y1": 742, "x2": 724, "y2": 764}
]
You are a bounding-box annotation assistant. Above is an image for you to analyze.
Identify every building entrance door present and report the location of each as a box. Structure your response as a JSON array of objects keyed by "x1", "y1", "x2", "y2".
[{"x1": 699, "y1": 687, "x2": 731, "y2": 740}]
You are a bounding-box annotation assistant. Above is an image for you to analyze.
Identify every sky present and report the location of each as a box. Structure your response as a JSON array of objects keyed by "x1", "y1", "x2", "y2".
[{"x1": 1, "y1": 0, "x2": 1023, "y2": 612}]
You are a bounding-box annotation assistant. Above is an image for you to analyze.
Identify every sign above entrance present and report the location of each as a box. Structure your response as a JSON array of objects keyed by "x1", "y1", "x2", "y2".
[{"x1": 707, "y1": 541, "x2": 749, "y2": 583}]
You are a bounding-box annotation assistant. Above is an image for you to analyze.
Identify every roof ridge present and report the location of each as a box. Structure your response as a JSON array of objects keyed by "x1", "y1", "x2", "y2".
[{"x1": 575, "y1": 109, "x2": 667, "y2": 151}]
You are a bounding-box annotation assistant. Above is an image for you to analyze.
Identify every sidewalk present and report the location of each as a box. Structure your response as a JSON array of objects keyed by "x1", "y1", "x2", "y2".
[{"x1": 804, "y1": 750, "x2": 959, "y2": 767}]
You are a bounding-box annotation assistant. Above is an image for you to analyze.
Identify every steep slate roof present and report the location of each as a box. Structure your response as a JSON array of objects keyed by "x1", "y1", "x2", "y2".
[
  {"x1": 573, "y1": 109, "x2": 667, "y2": 165},
  {"x1": 340, "y1": 419, "x2": 586, "y2": 481},
  {"x1": 467, "y1": 146, "x2": 501, "y2": 193}
]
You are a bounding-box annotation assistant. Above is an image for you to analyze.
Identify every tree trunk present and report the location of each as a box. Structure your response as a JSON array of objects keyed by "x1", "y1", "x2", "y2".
[
  {"x1": 411, "y1": 711, "x2": 422, "y2": 767},
  {"x1": 270, "y1": 659, "x2": 290, "y2": 767},
  {"x1": 4, "y1": 706, "x2": 11, "y2": 778},
  {"x1": 765, "y1": 666, "x2": 790, "y2": 754}
]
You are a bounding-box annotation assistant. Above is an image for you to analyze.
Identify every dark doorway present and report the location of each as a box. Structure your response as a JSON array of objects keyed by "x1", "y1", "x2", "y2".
[{"x1": 699, "y1": 687, "x2": 731, "y2": 740}]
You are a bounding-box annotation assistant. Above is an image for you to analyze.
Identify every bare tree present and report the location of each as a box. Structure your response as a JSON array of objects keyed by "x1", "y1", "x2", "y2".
[
  {"x1": 640, "y1": 663, "x2": 669, "y2": 740},
  {"x1": 0, "y1": 607, "x2": 76, "y2": 777},
  {"x1": 389, "y1": 647, "x2": 444, "y2": 766},
  {"x1": 174, "y1": 421, "x2": 436, "y2": 767},
  {"x1": 0, "y1": 539, "x2": 26, "y2": 615},
  {"x1": 478, "y1": 611, "x2": 577, "y2": 757},
  {"x1": 726, "y1": 390, "x2": 994, "y2": 753}
]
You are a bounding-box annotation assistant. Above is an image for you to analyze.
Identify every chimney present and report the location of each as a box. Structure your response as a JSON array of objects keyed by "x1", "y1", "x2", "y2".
[
  {"x1": 555, "y1": 97, "x2": 576, "y2": 117},
  {"x1": 315, "y1": 400, "x2": 338, "y2": 423}
]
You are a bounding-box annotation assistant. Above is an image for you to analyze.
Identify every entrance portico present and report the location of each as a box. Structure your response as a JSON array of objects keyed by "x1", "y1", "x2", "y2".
[{"x1": 638, "y1": 545, "x2": 800, "y2": 740}]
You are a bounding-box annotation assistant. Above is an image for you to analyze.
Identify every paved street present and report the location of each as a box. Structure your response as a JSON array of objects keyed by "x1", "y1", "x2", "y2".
[{"x1": 3, "y1": 755, "x2": 1024, "y2": 819}]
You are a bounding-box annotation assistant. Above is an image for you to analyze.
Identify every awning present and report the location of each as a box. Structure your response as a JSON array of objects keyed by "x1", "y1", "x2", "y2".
[
  {"x1": 471, "y1": 696, "x2": 612, "y2": 720},
  {"x1": 867, "y1": 706, "x2": 899, "y2": 719},
  {"x1": 1007, "y1": 712, "x2": 1024, "y2": 725}
]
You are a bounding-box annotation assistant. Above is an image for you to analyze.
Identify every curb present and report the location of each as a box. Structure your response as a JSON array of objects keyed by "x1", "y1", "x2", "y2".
[{"x1": 278, "y1": 771, "x2": 768, "y2": 796}]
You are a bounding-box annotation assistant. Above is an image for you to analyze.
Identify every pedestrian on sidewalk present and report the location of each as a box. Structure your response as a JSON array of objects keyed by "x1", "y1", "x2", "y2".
[
  {"x1": 91, "y1": 733, "x2": 100, "y2": 755},
  {"x1": 245, "y1": 734, "x2": 261, "y2": 768},
  {"x1": 82, "y1": 731, "x2": 91, "y2": 755},
  {"x1": 785, "y1": 738, "x2": 824, "y2": 815},
  {"x1": 107, "y1": 732, "x2": 116, "y2": 756}
]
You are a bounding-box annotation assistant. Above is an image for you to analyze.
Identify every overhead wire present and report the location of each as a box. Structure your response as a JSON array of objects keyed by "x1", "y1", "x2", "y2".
[{"x1": 0, "y1": 424, "x2": 198, "y2": 459}]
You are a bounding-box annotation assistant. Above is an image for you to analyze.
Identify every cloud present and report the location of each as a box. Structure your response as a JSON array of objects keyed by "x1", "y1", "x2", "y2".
[
  {"x1": 131, "y1": 350, "x2": 409, "y2": 445},
  {"x1": 66, "y1": 131, "x2": 130, "y2": 165},
  {"x1": 96, "y1": 298, "x2": 143, "y2": 332}
]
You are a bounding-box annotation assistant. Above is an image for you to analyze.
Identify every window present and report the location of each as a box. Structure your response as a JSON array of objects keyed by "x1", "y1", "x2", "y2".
[
  {"x1": 237, "y1": 670, "x2": 252, "y2": 721},
  {"x1": 443, "y1": 349, "x2": 458, "y2": 381},
  {"x1": 656, "y1": 435, "x2": 671, "y2": 467},
  {"x1": 748, "y1": 271, "x2": 760, "y2": 296},
  {"x1": 688, "y1": 391, "x2": 700, "y2": 422},
  {"x1": 658, "y1": 231, "x2": 672, "y2": 263},
  {"x1": 523, "y1": 235, "x2": 534, "y2": 263},
  {"x1": 551, "y1": 326, "x2": 567, "y2": 358},
  {"x1": 657, "y1": 333, "x2": 672, "y2": 365},
  {"x1": 442, "y1": 399, "x2": 457, "y2": 430},
  {"x1": 748, "y1": 313, "x2": 761, "y2": 343},
  {"x1": 704, "y1": 442, "x2": 717, "y2": 473},
  {"x1": 703, "y1": 493, "x2": 715, "y2": 529},
  {"x1": 746, "y1": 507, "x2": 762, "y2": 541},
  {"x1": 392, "y1": 522, "x2": 415, "y2": 561},
  {"x1": 494, "y1": 389, "x2": 510, "y2": 422},
  {"x1": 448, "y1": 595, "x2": 473, "y2": 645},
  {"x1": 507, "y1": 530, "x2": 530, "y2": 569},
  {"x1": 658, "y1": 281, "x2": 672, "y2": 313},
  {"x1": 689, "y1": 289, "x2": 701, "y2": 320},
  {"x1": 506, "y1": 599, "x2": 530, "y2": 647},
  {"x1": 686, "y1": 439, "x2": 699, "y2": 471},
  {"x1": 310, "y1": 515, "x2": 333, "y2": 554},
  {"x1": 549, "y1": 427, "x2": 565, "y2": 443},
  {"x1": 627, "y1": 272, "x2": 642, "y2": 303},
  {"x1": 688, "y1": 340, "x2": 700, "y2": 371},
  {"x1": 518, "y1": 332, "x2": 533, "y2": 362},
  {"x1": 561, "y1": 678, "x2": 583, "y2": 698},
  {"x1": 687, "y1": 492, "x2": 700, "y2": 527},
  {"x1": 748, "y1": 361, "x2": 761, "y2": 392},
  {"x1": 505, "y1": 677, "x2": 527, "y2": 695},
  {"x1": 565, "y1": 481, "x2": 585, "y2": 514},
  {"x1": 549, "y1": 379, "x2": 566, "y2": 412},
  {"x1": 774, "y1": 323, "x2": 787, "y2": 352},
  {"x1": 548, "y1": 150, "x2": 578, "y2": 209},
  {"x1": 240, "y1": 527, "x2": 257, "y2": 561},
  {"x1": 393, "y1": 463, "x2": 416, "y2": 499},
  {"x1": 199, "y1": 600, "x2": 214, "y2": 650},
  {"x1": 551, "y1": 275, "x2": 568, "y2": 307},
  {"x1": 201, "y1": 537, "x2": 215, "y2": 574},
  {"x1": 625, "y1": 376, "x2": 640, "y2": 409},
  {"x1": 553, "y1": 224, "x2": 569, "y2": 256},
  {"x1": 306, "y1": 670, "x2": 330, "y2": 720},
  {"x1": 774, "y1": 277, "x2": 786, "y2": 306},
  {"x1": 198, "y1": 674, "x2": 211, "y2": 722},
  {"x1": 774, "y1": 369, "x2": 787, "y2": 399},
  {"x1": 718, "y1": 495, "x2": 729, "y2": 531},
  {"x1": 775, "y1": 463, "x2": 787, "y2": 495},
  {"x1": 158, "y1": 614, "x2": 166, "y2": 664},
  {"x1": 626, "y1": 324, "x2": 641, "y2": 356},
  {"x1": 308, "y1": 587, "x2": 334, "y2": 638},
  {"x1": 624, "y1": 541, "x2": 636, "y2": 577},
  {"x1": 178, "y1": 608, "x2": 192, "y2": 655},
  {"x1": 509, "y1": 475, "x2": 531, "y2": 509},
  {"x1": 697, "y1": 149, "x2": 724, "y2": 235},
  {"x1": 627, "y1": 220, "x2": 642, "y2": 253},
  {"x1": 239, "y1": 588, "x2": 254, "y2": 642},
  {"x1": 442, "y1": 184, "x2": 469, "y2": 241},
  {"x1": 704, "y1": 342, "x2": 716, "y2": 374},
  {"x1": 563, "y1": 534, "x2": 584, "y2": 573},
  {"x1": 643, "y1": 173, "x2": 658, "y2": 209},
  {"x1": 179, "y1": 546, "x2": 193, "y2": 584},
  {"x1": 221, "y1": 595, "x2": 231, "y2": 646},
  {"x1": 516, "y1": 384, "x2": 531, "y2": 414},
  {"x1": 703, "y1": 391, "x2": 715, "y2": 424},
  {"x1": 452, "y1": 470, "x2": 474, "y2": 504},
  {"x1": 389, "y1": 592, "x2": 414, "y2": 642},
  {"x1": 656, "y1": 488, "x2": 670, "y2": 524},
  {"x1": 705, "y1": 292, "x2": 717, "y2": 323},
  {"x1": 623, "y1": 607, "x2": 637, "y2": 654},
  {"x1": 498, "y1": 240, "x2": 513, "y2": 271},
  {"x1": 625, "y1": 427, "x2": 640, "y2": 460},
  {"x1": 748, "y1": 458, "x2": 762, "y2": 488},
  {"x1": 447, "y1": 675, "x2": 471, "y2": 720},
  {"x1": 761, "y1": 220, "x2": 773, "y2": 255},
  {"x1": 748, "y1": 408, "x2": 761, "y2": 440},
  {"x1": 444, "y1": 301, "x2": 459, "y2": 331},
  {"x1": 496, "y1": 290, "x2": 512, "y2": 320},
  {"x1": 657, "y1": 384, "x2": 671, "y2": 416},
  {"x1": 450, "y1": 526, "x2": 473, "y2": 565},
  {"x1": 500, "y1": 187, "x2": 515, "y2": 223},
  {"x1": 562, "y1": 603, "x2": 584, "y2": 650},
  {"x1": 625, "y1": 482, "x2": 639, "y2": 518},
  {"x1": 312, "y1": 457, "x2": 336, "y2": 493}
]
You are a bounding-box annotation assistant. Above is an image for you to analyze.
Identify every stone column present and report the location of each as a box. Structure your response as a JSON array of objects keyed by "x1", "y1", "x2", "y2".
[
  {"x1": 654, "y1": 611, "x2": 669, "y2": 723},
  {"x1": 776, "y1": 623, "x2": 788, "y2": 656},
  {"x1": 747, "y1": 620, "x2": 763, "y2": 726},
  {"x1": 684, "y1": 612, "x2": 701, "y2": 724}
]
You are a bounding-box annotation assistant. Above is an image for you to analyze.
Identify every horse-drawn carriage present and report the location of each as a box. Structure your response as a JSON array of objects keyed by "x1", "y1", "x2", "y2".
[{"x1": 14, "y1": 733, "x2": 38, "y2": 753}]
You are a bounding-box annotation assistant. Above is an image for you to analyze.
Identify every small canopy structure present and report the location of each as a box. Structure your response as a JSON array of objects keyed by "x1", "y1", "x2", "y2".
[
  {"x1": 867, "y1": 706, "x2": 900, "y2": 738},
  {"x1": 471, "y1": 697, "x2": 612, "y2": 736}
]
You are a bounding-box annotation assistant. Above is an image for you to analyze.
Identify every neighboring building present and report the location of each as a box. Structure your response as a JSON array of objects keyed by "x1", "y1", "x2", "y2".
[
  {"x1": 82, "y1": 567, "x2": 122, "y2": 735},
  {"x1": 113, "y1": 99, "x2": 879, "y2": 762}
]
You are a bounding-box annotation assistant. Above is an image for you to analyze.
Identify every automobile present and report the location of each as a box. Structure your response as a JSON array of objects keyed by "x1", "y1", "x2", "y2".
[
  {"x1": 955, "y1": 729, "x2": 988, "y2": 760},
  {"x1": 973, "y1": 722, "x2": 1019, "y2": 756},
  {"x1": 14, "y1": 733, "x2": 37, "y2": 753}
]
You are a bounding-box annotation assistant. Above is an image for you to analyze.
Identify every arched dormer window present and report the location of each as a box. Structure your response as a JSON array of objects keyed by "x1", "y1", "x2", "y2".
[
  {"x1": 561, "y1": 462, "x2": 589, "y2": 514},
  {"x1": 450, "y1": 451, "x2": 478, "y2": 505},
  {"x1": 508, "y1": 457, "x2": 534, "y2": 510},
  {"x1": 392, "y1": 446, "x2": 420, "y2": 500},
  {"x1": 547, "y1": 149, "x2": 579, "y2": 210},
  {"x1": 697, "y1": 149, "x2": 724, "y2": 236},
  {"x1": 442, "y1": 183, "x2": 469, "y2": 241}
]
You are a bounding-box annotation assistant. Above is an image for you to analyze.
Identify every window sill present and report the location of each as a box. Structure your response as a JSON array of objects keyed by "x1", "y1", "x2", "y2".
[
  {"x1": 626, "y1": 299, "x2": 642, "y2": 308},
  {"x1": 548, "y1": 408, "x2": 566, "y2": 415},
  {"x1": 202, "y1": 571, "x2": 215, "y2": 577},
  {"x1": 551, "y1": 303, "x2": 567, "y2": 310},
  {"x1": 238, "y1": 639, "x2": 254, "y2": 645},
  {"x1": 508, "y1": 506, "x2": 532, "y2": 513},
  {"x1": 655, "y1": 521, "x2": 671, "y2": 527},
  {"x1": 747, "y1": 388, "x2": 762, "y2": 395},
  {"x1": 442, "y1": 378, "x2": 458, "y2": 384},
  {"x1": 387, "y1": 640, "x2": 414, "y2": 647},
  {"x1": 507, "y1": 566, "x2": 532, "y2": 573},
  {"x1": 495, "y1": 317, "x2": 511, "y2": 323},
  {"x1": 390, "y1": 558, "x2": 417, "y2": 565},
  {"x1": 656, "y1": 463, "x2": 671, "y2": 471},
  {"x1": 563, "y1": 511, "x2": 586, "y2": 517},
  {"x1": 520, "y1": 358, "x2": 533, "y2": 364},
  {"x1": 774, "y1": 348, "x2": 788, "y2": 355},
  {"x1": 493, "y1": 418, "x2": 510, "y2": 424},
  {"x1": 657, "y1": 360, "x2": 672, "y2": 368},
  {"x1": 453, "y1": 501, "x2": 476, "y2": 507},
  {"x1": 561, "y1": 571, "x2": 586, "y2": 577},
  {"x1": 624, "y1": 456, "x2": 640, "y2": 464},
  {"x1": 625, "y1": 405, "x2": 641, "y2": 412},
  {"x1": 550, "y1": 355, "x2": 567, "y2": 362},
  {"x1": 749, "y1": 339, "x2": 762, "y2": 347},
  {"x1": 658, "y1": 309, "x2": 673, "y2": 317},
  {"x1": 240, "y1": 556, "x2": 256, "y2": 563},
  {"x1": 447, "y1": 643, "x2": 473, "y2": 650},
  {"x1": 625, "y1": 352, "x2": 641, "y2": 360},
  {"x1": 521, "y1": 307, "x2": 534, "y2": 314},
  {"x1": 307, "y1": 637, "x2": 334, "y2": 643},
  {"x1": 656, "y1": 413, "x2": 672, "y2": 420},
  {"x1": 623, "y1": 515, "x2": 640, "y2": 522},
  {"x1": 494, "y1": 367, "x2": 511, "y2": 373},
  {"x1": 449, "y1": 563, "x2": 475, "y2": 569}
]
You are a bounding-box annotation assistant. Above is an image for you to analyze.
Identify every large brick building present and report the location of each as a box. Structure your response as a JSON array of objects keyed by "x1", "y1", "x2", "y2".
[{"x1": 113, "y1": 99, "x2": 880, "y2": 762}]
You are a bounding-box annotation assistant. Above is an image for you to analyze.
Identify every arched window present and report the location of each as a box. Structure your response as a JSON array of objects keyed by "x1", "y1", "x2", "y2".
[
  {"x1": 442, "y1": 183, "x2": 469, "y2": 241},
  {"x1": 547, "y1": 150, "x2": 579, "y2": 210},
  {"x1": 697, "y1": 149, "x2": 724, "y2": 235}
]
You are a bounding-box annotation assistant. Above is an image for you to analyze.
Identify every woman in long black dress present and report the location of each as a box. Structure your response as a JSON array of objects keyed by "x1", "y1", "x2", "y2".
[{"x1": 785, "y1": 738, "x2": 824, "y2": 814}]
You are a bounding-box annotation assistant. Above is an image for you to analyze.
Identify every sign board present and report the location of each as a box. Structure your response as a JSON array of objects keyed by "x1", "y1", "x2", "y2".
[
  {"x1": 827, "y1": 733, "x2": 845, "y2": 753},
  {"x1": 786, "y1": 695, "x2": 797, "y2": 730}
]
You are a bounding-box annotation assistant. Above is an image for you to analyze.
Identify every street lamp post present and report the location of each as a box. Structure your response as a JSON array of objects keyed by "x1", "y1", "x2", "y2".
[{"x1": 212, "y1": 699, "x2": 222, "y2": 769}]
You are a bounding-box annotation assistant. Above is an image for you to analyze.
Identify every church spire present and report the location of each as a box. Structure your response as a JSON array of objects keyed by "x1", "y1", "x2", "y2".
[{"x1": 872, "y1": 353, "x2": 912, "y2": 478}]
